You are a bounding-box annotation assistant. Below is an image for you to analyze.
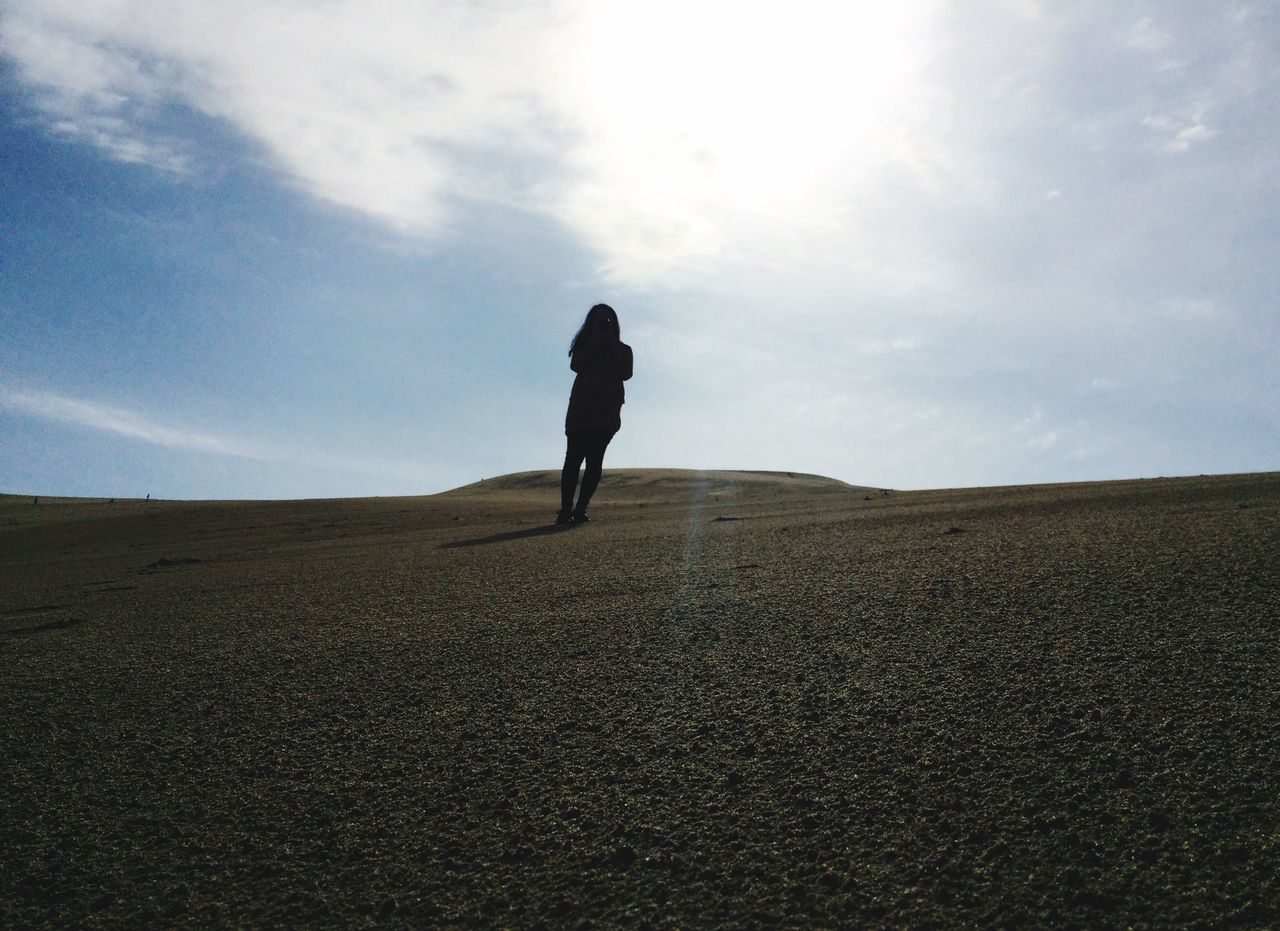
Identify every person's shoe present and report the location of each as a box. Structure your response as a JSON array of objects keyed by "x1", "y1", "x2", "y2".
[
  {"x1": 555, "y1": 508, "x2": 573, "y2": 525},
  {"x1": 572, "y1": 510, "x2": 590, "y2": 524}
]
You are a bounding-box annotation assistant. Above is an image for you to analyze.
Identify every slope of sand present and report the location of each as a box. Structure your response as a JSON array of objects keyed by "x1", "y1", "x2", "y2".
[{"x1": 2, "y1": 470, "x2": 1277, "y2": 926}]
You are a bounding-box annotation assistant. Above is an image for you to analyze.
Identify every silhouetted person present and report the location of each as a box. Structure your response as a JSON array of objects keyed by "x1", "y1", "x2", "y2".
[{"x1": 559, "y1": 304, "x2": 633, "y2": 524}]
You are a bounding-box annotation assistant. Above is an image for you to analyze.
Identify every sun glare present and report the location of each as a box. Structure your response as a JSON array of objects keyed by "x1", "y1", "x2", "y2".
[{"x1": 569, "y1": 1, "x2": 938, "y2": 218}]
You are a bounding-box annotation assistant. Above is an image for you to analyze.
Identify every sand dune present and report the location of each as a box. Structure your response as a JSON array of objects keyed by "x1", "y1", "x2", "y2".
[{"x1": 2, "y1": 470, "x2": 1277, "y2": 926}]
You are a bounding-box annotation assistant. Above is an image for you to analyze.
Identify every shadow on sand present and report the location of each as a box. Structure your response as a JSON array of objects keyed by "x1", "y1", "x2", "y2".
[{"x1": 440, "y1": 524, "x2": 572, "y2": 549}]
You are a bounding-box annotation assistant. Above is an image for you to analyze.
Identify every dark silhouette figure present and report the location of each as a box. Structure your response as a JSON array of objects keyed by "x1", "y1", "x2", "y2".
[{"x1": 559, "y1": 304, "x2": 633, "y2": 524}]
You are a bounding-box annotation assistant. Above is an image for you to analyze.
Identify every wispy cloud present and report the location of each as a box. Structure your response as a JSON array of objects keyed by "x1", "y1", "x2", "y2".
[
  {"x1": 1124, "y1": 16, "x2": 1172, "y2": 52},
  {"x1": 1158, "y1": 297, "x2": 1220, "y2": 320},
  {"x1": 0, "y1": 12, "x2": 194, "y2": 172},
  {"x1": 0, "y1": 385, "x2": 261, "y2": 457},
  {"x1": 0, "y1": 385, "x2": 434, "y2": 484},
  {"x1": 1143, "y1": 113, "x2": 1217, "y2": 153},
  {"x1": 48, "y1": 115, "x2": 192, "y2": 172}
]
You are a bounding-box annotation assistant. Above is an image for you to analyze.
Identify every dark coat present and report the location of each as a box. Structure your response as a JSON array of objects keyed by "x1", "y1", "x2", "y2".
[{"x1": 565, "y1": 334, "x2": 633, "y2": 434}]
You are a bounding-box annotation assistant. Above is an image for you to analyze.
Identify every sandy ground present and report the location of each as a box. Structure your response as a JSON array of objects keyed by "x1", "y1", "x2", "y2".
[{"x1": 2, "y1": 469, "x2": 1277, "y2": 927}]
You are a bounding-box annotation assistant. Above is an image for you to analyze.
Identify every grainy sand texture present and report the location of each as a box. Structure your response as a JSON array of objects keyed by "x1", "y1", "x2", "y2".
[{"x1": 2, "y1": 470, "x2": 1278, "y2": 927}]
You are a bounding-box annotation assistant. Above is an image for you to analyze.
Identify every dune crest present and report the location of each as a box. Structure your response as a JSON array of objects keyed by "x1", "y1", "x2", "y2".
[{"x1": 442, "y1": 467, "x2": 874, "y2": 500}]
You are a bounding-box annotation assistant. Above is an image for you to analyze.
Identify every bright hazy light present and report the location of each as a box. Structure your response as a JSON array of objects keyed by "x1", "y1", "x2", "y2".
[{"x1": 559, "y1": 1, "x2": 940, "y2": 279}]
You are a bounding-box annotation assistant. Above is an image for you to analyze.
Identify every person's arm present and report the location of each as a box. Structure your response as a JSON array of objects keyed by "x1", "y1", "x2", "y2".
[{"x1": 570, "y1": 335, "x2": 595, "y2": 373}]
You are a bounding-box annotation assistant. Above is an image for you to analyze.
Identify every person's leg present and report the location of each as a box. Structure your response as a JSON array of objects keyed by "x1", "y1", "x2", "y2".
[
  {"x1": 574, "y1": 430, "x2": 614, "y2": 517},
  {"x1": 560, "y1": 432, "x2": 587, "y2": 515}
]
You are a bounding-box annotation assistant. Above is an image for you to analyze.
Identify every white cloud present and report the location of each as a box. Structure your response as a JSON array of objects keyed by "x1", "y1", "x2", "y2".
[
  {"x1": 2, "y1": 0, "x2": 569, "y2": 231},
  {"x1": 1166, "y1": 123, "x2": 1217, "y2": 152},
  {"x1": 48, "y1": 115, "x2": 192, "y2": 172},
  {"x1": 0, "y1": 385, "x2": 260, "y2": 457},
  {"x1": 0, "y1": 0, "x2": 950, "y2": 285},
  {"x1": 1012, "y1": 406, "x2": 1076, "y2": 453},
  {"x1": 0, "y1": 385, "x2": 434, "y2": 483},
  {"x1": 1158, "y1": 297, "x2": 1219, "y2": 320},
  {"x1": 1142, "y1": 112, "x2": 1217, "y2": 153},
  {"x1": 0, "y1": 12, "x2": 193, "y2": 172},
  {"x1": 1124, "y1": 16, "x2": 1172, "y2": 52}
]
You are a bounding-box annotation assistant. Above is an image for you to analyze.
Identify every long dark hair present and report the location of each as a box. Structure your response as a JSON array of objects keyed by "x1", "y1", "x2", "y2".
[{"x1": 569, "y1": 303, "x2": 620, "y2": 356}]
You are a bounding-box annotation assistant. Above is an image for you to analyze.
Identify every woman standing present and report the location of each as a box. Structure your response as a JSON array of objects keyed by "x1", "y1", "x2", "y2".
[{"x1": 559, "y1": 304, "x2": 633, "y2": 524}]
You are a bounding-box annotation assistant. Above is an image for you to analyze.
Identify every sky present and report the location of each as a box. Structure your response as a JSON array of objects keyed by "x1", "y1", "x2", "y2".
[{"x1": 1, "y1": 0, "x2": 1277, "y2": 499}]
